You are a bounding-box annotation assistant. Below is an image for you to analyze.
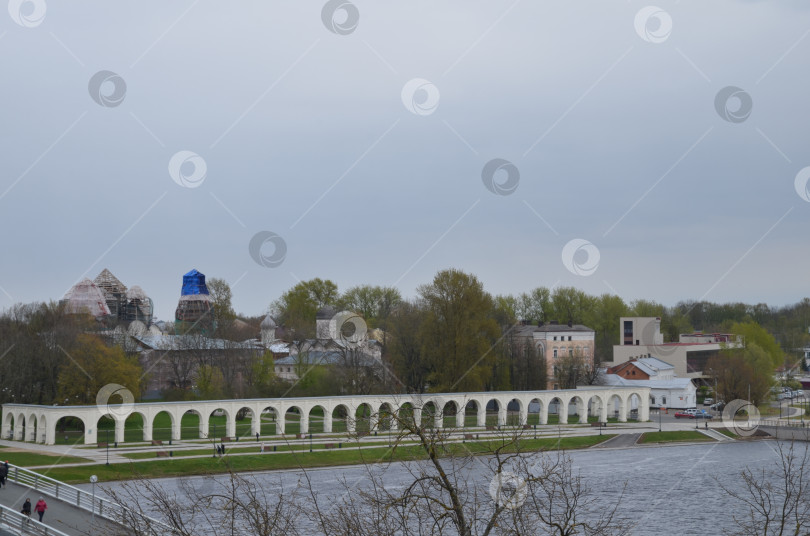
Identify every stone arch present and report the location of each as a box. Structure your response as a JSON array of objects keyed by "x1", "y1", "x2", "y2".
[
  {"x1": 24, "y1": 412, "x2": 39, "y2": 442},
  {"x1": 527, "y1": 398, "x2": 543, "y2": 425},
  {"x1": 505, "y1": 398, "x2": 524, "y2": 426},
  {"x1": 608, "y1": 393, "x2": 626, "y2": 422},
  {"x1": 354, "y1": 403, "x2": 374, "y2": 435},
  {"x1": 627, "y1": 392, "x2": 643, "y2": 421},
  {"x1": 420, "y1": 401, "x2": 439, "y2": 428},
  {"x1": 331, "y1": 404, "x2": 351, "y2": 434},
  {"x1": 378, "y1": 402, "x2": 395, "y2": 431},
  {"x1": 463, "y1": 400, "x2": 483, "y2": 428},
  {"x1": 54, "y1": 415, "x2": 86, "y2": 444},
  {"x1": 260, "y1": 405, "x2": 280, "y2": 436},
  {"x1": 2, "y1": 413, "x2": 14, "y2": 441},
  {"x1": 308, "y1": 405, "x2": 329, "y2": 434},
  {"x1": 206, "y1": 407, "x2": 234, "y2": 439},
  {"x1": 442, "y1": 400, "x2": 460, "y2": 428},
  {"x1": 397, "y1": 402, "x2": 416, "y2": 429},
  {"x1": 15, "y1": 412, "x2": 26, "y2": 441},
  {"x1": 567, "y1": 395, "x2": 587, "y2": 424},
  {"x1": 122, "y1": 411, "x2": 148, "y2": 442},
  {"x1": 484, "y1": 398, "x2": 502, "y2": 428},
  {"x1": 547, "y1": 396, "x2": 564, "y2": 425},
  {"x1": 284, "y1": 406, "x2": 304, "y2": 436},
  {"x1": 235, "y1": 406, "x2": 256, "y2": 439},
  {"x1": 35, "y1": 413, "x2": 47, "y2": 444},
  {"x1": 587, "y1": 394, "x2": 606, "y2": 423},
  {"x1": 177, "y1": 409, "x2": 203, "y2": 440},
  {"x1": 95, "y1": 413, "x2": 117, "y2": 445},
  {"x1": 153, "y1": 410, "x2": 176, "y2": 441}
]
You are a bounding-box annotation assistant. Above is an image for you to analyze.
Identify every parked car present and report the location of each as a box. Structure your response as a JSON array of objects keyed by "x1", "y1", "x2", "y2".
[
  {"x1": 703, "y1": 397, "x2": 714, "y2": 406},
  {"x1": 710, "y1": 401, "x2": 725, "y2": 411},
  {"x1": 674, "y1": 409, "x2": 712, "y2": 419}
]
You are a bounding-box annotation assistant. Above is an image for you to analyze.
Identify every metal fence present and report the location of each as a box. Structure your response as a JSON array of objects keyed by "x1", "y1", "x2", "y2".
[
  {"x1": 0, "y1": 503, "x2": 69, "y2": 536},
  {"x1": 6, "y1": 463, "x2": 171, "y2": 534}
]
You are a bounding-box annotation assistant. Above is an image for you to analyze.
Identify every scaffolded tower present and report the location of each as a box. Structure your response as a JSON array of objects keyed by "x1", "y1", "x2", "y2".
[
  {"x1": 94, "y1": 268, "x2": 127, "y2": 319},
  {"x1": 125, "y1": 285, "x2": 154, "y2": 325},
  {"x1": 174, "y1": 269, "x2": 214, "y2": 332},
  {"x1": 62, "y1": 278, "x2": 111, "y2": 318}
]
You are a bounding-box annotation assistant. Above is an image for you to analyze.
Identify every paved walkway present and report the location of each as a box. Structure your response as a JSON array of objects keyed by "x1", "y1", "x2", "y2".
[{"x1": 0, "y1": 481, "x2": 122, "y2": 535}]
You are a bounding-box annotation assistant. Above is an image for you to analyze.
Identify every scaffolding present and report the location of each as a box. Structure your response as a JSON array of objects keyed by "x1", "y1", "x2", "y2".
[
  {"x1": 125, "y1": 286, "x2": 154, "y2": 325},
  {"x1": 94, "y1": 268, "x2": 127, "y2": 318},
  {"x1": 62, "y1": 278, "x2": 111, "y2": 318},
  {"x1": 174, "y1": 269, "x2": 214, "y2": 332}
]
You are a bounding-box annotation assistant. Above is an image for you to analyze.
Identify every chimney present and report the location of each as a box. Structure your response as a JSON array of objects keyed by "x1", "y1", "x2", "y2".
[
  {"x1": 567, "y1": 320, "x2": 573, "y2": 327},
  {"x1": 537, "y1": 320, "x2": 544, "y2": 327}
]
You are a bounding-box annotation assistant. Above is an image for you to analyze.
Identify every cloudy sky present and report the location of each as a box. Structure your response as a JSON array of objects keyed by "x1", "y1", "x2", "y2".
[{"x1": 1, "y1": 0, "x2": 809, "y2": 321}]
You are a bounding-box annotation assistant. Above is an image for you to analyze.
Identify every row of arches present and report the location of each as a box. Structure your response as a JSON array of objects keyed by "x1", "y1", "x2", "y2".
[{"x1": 2, "y1": 391, "x2": 646, "y2": 445}]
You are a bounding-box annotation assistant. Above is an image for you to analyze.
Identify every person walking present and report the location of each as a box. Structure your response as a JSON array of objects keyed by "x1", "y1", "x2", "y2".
[
  {"x1": 34, "y1": 497, "x2": 46, "y2": 522},
  {"x1": 21, "y1": 498, "x2": 31, "y2": 522},
  {"x1": 0, "y1": 462, "x2": 7, "y2": 488}
]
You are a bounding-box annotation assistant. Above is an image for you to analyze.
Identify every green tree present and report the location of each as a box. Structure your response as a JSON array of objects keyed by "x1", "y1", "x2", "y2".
[
  {"x1": 207, "y1": 277, "x2": 236, "y2": 329},
  {"x1": 196, "y1": 364, "x2": 226, "y2": 400},
  {"x1": 707, "y1": 343, "x2": 772, "y2": 406},
  {"x1": 272, "y1": 278, "x2": 339, "y2": 338},
  {"x1": 57, "y1": 334, "x2": 143, "y2": 404},
  {"x1": 418, "y1": 269, "x2": 500, "y2": 392},
  {"x1": 388, "y1": 301, "x2": 428, "y2": 392},
  {"x1": 729, "y1": 320, "x2": 783, "y2": 368}
]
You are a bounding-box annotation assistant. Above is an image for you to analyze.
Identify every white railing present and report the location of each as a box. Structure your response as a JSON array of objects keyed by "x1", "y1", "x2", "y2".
[
  {"x1": 6, "y1": 464, "x2": 172, "y2": 535},
  {"x1": 0, "y1": 502, "x2": 69, "y2": 536}
]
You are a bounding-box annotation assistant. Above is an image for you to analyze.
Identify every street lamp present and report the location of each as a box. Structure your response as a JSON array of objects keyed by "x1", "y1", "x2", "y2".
[
  {"x1": 105, "y1": 429, "x2": 109, "y2": 466},
  {"x1": 89, "y1": 475, "x2": 98, "y2": 521}
]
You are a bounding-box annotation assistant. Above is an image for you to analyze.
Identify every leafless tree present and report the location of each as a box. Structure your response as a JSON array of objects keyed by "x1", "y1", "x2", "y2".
[
  {"x1": 97, "y1": 400, "x2": 630, "y2": 536},
  {"x1": 718, "y1": 440, "x2": 810, "y2": 536}
]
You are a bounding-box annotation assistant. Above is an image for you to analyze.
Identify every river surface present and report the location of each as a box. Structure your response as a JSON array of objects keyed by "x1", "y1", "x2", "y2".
[{"x1": 79, "y1": 440, "x2": 792, "y2": 535}]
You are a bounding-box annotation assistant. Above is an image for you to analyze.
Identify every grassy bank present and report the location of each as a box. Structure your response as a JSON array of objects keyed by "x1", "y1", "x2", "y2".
[
  {"x1": 638, "y1": 431, "x2": 714, "y2": 444},
  {"x1": 40, "y1": 434, "x2": 615, "y2": 484}
]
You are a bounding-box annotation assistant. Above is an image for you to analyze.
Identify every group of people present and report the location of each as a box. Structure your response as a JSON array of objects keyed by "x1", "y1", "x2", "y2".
[
  {"x1": 21, "y1": 497, "x2": 47, "y2": 522},
  {"x1": 0, "y1": 459, "x2": 48, "y2": 523}
]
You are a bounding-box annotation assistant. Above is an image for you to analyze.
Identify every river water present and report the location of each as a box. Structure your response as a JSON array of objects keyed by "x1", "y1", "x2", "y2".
[{"x1": 80, "y1": 440, "x2": 792, "y2": 535}]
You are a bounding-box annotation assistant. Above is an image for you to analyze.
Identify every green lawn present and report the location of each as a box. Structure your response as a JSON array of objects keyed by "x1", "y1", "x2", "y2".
[
  {"x1": 638, "y1": 431, "x2": 715, "y2": 444},
  {"x1": 42, "y1": 434, "x2": 615, "y2": 484},
  {"x1": 1, "y1": 451, "x2": 89, "y2": 467}
]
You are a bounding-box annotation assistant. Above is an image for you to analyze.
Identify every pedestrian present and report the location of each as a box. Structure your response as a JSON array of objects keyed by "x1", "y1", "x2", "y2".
[
  {"x1": 34, "y1": 497, "x2": 46, "y2": 522},
  {"x1": 256, "y1": 432, "x2": 259, "y2": 442},
  {"x1": 0, "y1": 462, "x2": 7, "y2": 488},
  {"x1": 21, "y1": 498, "x2": 31, "y2": 522}
]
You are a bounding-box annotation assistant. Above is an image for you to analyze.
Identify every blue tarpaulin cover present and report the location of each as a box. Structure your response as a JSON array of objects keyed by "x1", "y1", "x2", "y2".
[{"x1": 181, "y1": 269, "x2": 209, "y2": 296}]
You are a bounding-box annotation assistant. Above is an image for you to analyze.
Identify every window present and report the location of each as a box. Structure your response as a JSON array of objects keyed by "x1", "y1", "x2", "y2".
[
  {"x1": 553, "y1": 348, "x2": 558, "y2": 358},
  {"x1": 569, "y1": 348, "x2": 573, "y2": 357},
  {"x1": 553, "y1": 336, "x2": 557, "y2": 341},
  {"x1": 584, "y1": 346, "x2": 590, "y2": 354},
  {"x1": 568, "y1": 336, "x2": 572, "y2": 341},
  {"x1": 662, "y1": 396, "x2": 667, "y2": 405}
]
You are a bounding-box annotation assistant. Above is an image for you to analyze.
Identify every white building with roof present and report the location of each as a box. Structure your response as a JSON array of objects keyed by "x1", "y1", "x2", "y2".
[{"x1": 602, "y1": 356, "x2": 696, "y2": 409}]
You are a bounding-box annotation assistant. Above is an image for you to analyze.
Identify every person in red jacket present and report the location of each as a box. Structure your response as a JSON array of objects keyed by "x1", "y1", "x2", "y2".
[{"x1": 34, "y1": 498, "x2": 46, "y2": 522}]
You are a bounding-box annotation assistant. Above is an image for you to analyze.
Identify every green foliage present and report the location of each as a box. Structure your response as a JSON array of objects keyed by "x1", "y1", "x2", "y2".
[
  {"x1": 729, "y1": 320, "x2": 784, "y2": 368},
  {"x1": 57, "y1": 334, "x2": 143, "y2": 405},
  {"x1": 418, "y1": 269, "x2": 500, "y2": 392},
  {"x1": 207, "y1": 277, "x2": 236, "y2": 329},
  {"x1": 196, "y1": 364, "x2": 225, "y2": 400},
  {"x1": 338, "y1": 285, "x2": 401, "y2": 328},
  {"x1": 273, "y1": 278, "x2": 339, "y2": 338}
]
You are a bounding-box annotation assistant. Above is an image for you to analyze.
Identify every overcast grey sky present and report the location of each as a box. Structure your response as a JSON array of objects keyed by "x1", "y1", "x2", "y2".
[{"x1": 1, "y1": 1, "x2": 809, "y2": 321}]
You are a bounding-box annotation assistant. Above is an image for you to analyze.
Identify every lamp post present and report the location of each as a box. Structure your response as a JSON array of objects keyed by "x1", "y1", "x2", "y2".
[
  {"x1": 658, "y1": 406, "x2": 662, "y2": 433},
  {"x1": 90, "y1": 475, "x2": 98, "y2": 521},
  {"x1": 105, "y1": 429, "x2": 109, "y2": 466}
]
